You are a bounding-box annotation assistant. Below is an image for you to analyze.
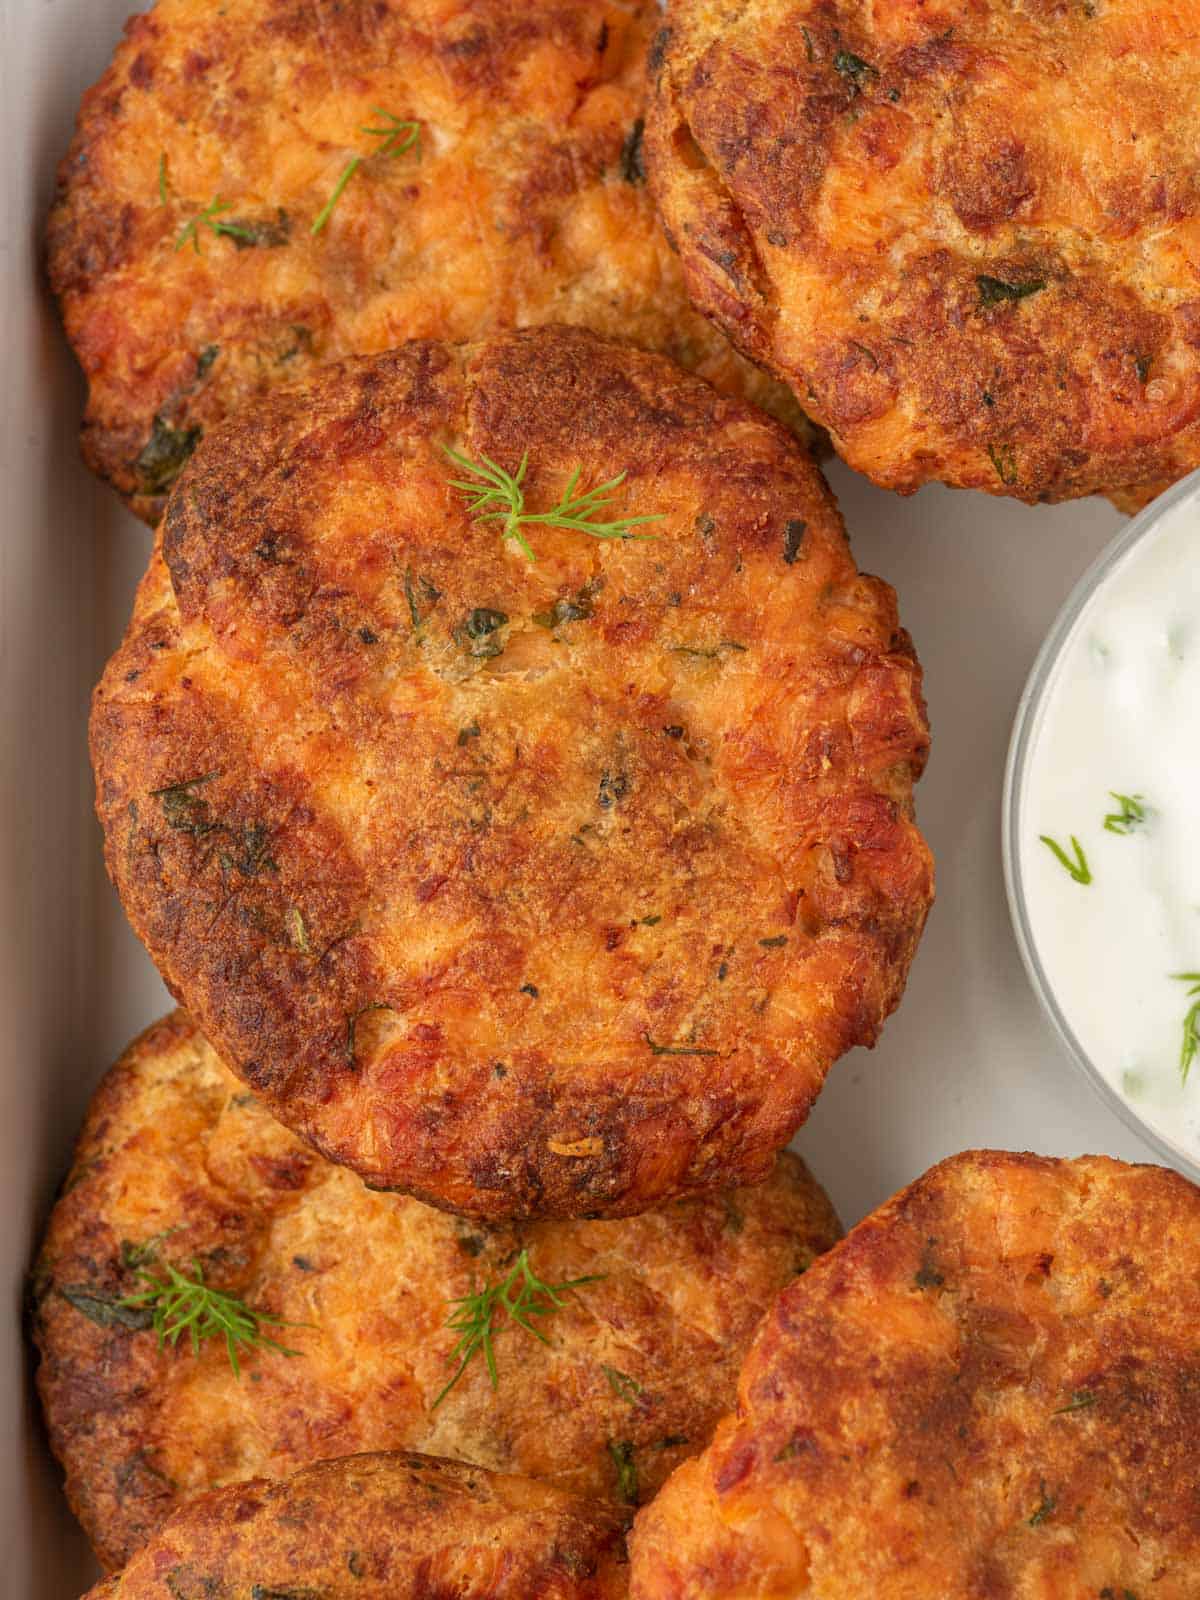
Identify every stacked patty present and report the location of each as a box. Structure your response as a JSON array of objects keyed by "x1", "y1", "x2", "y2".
[
  {"x1": 647, "y1": 0, "x2": 1200, "y2": 505},
  {"x1": 33, "y1": 1010, "x2": 841, "y2": 1571},
  {"x1": 47, "y1": 0, "x2": 808, "y2": 524},
  {"x1": 80, "y1": 1452, "x2": 631, "y2": 1600}
]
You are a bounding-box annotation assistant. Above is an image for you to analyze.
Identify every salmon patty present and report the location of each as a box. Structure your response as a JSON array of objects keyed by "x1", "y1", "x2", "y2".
[
  {"x1": 630, "y1": 1151, "x2": 1200, "y2": 1599},
  {"x1": 648, "y1": 0, "x2": 1200, "y2": 504},
  {"x1": 48, "y1": 0, "x2": 807, "y2": 524},
  {"x1": 33, "y1": 1009, "x2": 841, "y2": 1571},
  {"x1": 90, "y1": 326, "x2": 933, "y2": 1219},
  {"x1": 81, "y1": 1451, "x2": 628, "y2": 1599}
]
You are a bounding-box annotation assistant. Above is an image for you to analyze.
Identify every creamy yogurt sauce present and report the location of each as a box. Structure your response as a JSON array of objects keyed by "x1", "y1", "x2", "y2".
[{"x1": 1018, "y1": 485, "x2": 1200, "y2": 1167}]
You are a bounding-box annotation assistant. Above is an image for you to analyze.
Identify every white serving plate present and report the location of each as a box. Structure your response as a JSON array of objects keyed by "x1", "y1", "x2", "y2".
[{"x1": 2, "y1": 1, "x2": 1162, "y2": 1592}]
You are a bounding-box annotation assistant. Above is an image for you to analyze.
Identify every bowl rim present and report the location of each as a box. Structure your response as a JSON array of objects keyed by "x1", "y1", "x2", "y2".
[{"x1": 1002, "y1": 466, "x2": 1200, "y2": 1183}]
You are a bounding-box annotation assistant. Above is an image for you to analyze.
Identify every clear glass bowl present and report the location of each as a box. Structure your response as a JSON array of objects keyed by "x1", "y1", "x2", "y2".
[{"x1": 1002, "y1": 467, "x2": 1200, "y2": 1183}]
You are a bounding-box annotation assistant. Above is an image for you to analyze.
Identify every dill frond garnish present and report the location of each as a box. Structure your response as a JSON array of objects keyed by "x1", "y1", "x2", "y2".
[
  {"x1": 175, "y1": 197, "x2": 256, "y2": 254},
  {"x1": 1103, "y1": 792, "x2": 1147, "y2": 835},
  {"x1": 443, "y1": 447, "x2": 663, "y2": 561},
  {"x1": 1039, "y1": 833, "x2": 1092, "y2": 885},
  {"x1": 431, "y1": 1249, "x2": 603, "y2": 1409},
  {"x1": 117, "y1": 1258, "x2": 308, "y2": 1378},
  {"x1": 1172, "y1": 973, "x2": 1200, "y2": 1084},
  {"x1": 311, "y1": 109, "x2": 420, "y2": 235}
]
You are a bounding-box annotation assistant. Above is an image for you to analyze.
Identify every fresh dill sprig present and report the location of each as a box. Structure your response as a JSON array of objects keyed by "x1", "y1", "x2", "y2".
[
  {"x1": 1039, "y1": 833, "x2": 1092, "y2": 885},
  {"x1": 311, "y1": 109, "x2": 420, "y2": 235},
  {"x1": 443, "y1": 447, "x2": 663, "y2": 561},
  {"x1": 117, "y1": 1258, "x2": 307, "y2": 1378},
  {"x1": 431, "y1": 1249, "x2": 604, "y2": 1409},
  {"x1": 158, "y1": 152, "x2": 169, "y2": 206},
  {"x1": 1103, "y1": 792, "x2": 1147, "y2": 835},
  {"x1": 1173, "y1": 973, "x2": 1200, "y2": 1084},
  {"x1": 175, "y1": 197, "x2": 256, "y2": 254}
]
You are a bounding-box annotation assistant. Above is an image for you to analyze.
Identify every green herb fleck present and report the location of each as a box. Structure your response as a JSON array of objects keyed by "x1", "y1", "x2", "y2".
[
  {"x1": 158, "y1": 152, "x2": 169, "y2": 206},
  {"x1": 311, "y1": 110, "x2": 420, "y2": 235},
  {"x1": 59, "y1": 1284, "x2": 155, "y2": 1333},
  {"x1": 195, "y1": 344, "x2": 219, "y2": 380},
  {"x1": 1134, "y1": 354, "x2": 1151, "y2": 384},
  {"x1": 1103, "y1": 792, "x2": 1147, "y2": 835},
  {"x1": 834, "y1": 50, "x2": 877, "y2": 89},
  {"x1": 431, "y1": 1249, "x2": 604, "y2": 1409},
  {"x1": 219, "y1": 821, "x2": 277, "y2": 878},
  {"x1": 801, "y1": 25, "x2": 815, "y2": 61},
  {"x1": 977, "y1": 274, "x2": 1047, "y2": 307},
  {"x1": 759, "y1": 935, "x2": 788, "y2": 948},
  {"x1": 532, "y1": 594, "x2": 595, "y2": 629},
  {"x1": 443, "y1": 447, "x2": 663, "y2": 562},
  {"x1": 116, "y1": 1259, "x2": 308, "y2": 1377},
  {"x1": 223, "y1": 208, "x2": 291, "y2": 250},
  {"x1": 669, "y1": 640, "x2": 747, "y2": 660},
  {"x1": 120, "y1": 1230, "x2": 177, "y2": 1270},
  {"x1": 607, "y1": 1439, "x2": 639, "y2": 1505},
  {"x1": 285, "y1": 907, "x2": 310, "y2": 953},
  {"x1": 135, "y1": 416, "x2": 203, "y2": 496},
  {"x1": 151, "y1": 771, "x2": 221, "y2": 836},
  {"x1": 1028, "y1": 1482, "x2": 1057, "y2": 1526},
  {"x1": 1039, "y1": 833, "x2": 1091, "y2": 885},
  {"x1": 621, "y1": 118, "x2": 646, "y2": 184},
  {"x1": 457, "y1": 722, "x2": 481, "y2": 747},
  {"x1": 465, "y1": 607, "x2": 508, "y2": 638},
  {"x1": 175, "y1": 196, "x2": 257, "y2": 253},
  {"x1": 602, "y1": 1364, "x2": 643, "y2": 1403},
  {"x1": 1173, "y1": 973, "x2": 1200, "y2": 1084},
  {"x1": 643, "y1": 1032, "x2": 720, "y2": 1057},
  {"x1": 1053, "y1": 1390, "x2": 1096, "y2": 1414},
  {"x1": 987, "y1": 441, "x2": 1018, "y2": 486},
  {"x1": 403, "y1": 567, "x2": 441, "y2": 629}
]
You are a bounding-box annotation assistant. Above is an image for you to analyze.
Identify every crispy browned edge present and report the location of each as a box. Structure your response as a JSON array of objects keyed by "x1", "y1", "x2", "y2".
[{"x1": 82, "y1": 1451, "x2": 629, "y2": 1599}]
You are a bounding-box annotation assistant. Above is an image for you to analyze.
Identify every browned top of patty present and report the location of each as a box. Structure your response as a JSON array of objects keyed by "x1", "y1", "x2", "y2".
[
  {"x1": 34, "y1": 1009, "x2": 840, "y2": 1572},
  {"x1": 82, "y1": 1451, "x2": 629, "y2": 1599},
  {"x1": 648, "y1": 0, "x2": 1200, "y2": 504},
  {"x1": 90, "y1": 325, "x2": 932, "y2": 1219},
  {"x1": 630, "y1": 1150, "x2": 1200, "y2": 1600},
  {"x1": 48, "y1": 0, "x2": 807, "y2": 524}
]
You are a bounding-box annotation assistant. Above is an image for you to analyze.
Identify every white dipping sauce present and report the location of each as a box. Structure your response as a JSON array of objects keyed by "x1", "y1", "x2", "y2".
[{"x1": 1019, "y1": 485, "x2": 1200, "y2": 1166}]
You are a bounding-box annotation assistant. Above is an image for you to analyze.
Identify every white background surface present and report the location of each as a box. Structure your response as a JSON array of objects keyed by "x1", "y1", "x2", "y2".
[{"x1": 0, "y1": 0, "x2": 1165, "y2": 1593}]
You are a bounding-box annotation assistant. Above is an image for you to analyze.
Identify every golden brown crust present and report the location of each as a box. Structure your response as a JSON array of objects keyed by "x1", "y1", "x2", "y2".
[
  {"x1": 89, "y1": 326, "x2": 933, "y2": 1218},
  {"x1": 82, "y1": 1451, "x2": 629, "y2": 1599},
  {"x1": 630, "y1": 1150, "x2": 1200, "y2": 1599},
  {"x1": 48, "y1": 0, "x2": 810, "y2": 524},
  {"x1": 649, "y1": 0, "x2": 1200, "y2": 504},
  {"x1": 33, "y1": 1010, "x2": 841, "y2": 1572}
]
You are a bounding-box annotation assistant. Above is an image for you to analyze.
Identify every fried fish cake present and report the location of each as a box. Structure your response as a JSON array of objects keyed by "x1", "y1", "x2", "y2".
[
  {"x1": 89, "y1": 326, "x2": 933, "y2": 1218},
  {"x1": 33, "y1": 1009, "x2": 842, "y2": 1572},
  {"x1": 80, "y1": 1451, "x2": 628, "y2": 1599},
  {"x1": 48, "y1": 0, "x2": 809, "y2": 525},
  {"x1": 648, "y1": 0, "x2": 1200, "y2": 505},
  {"x1": 630, "y1": 1151, "x2": 1200, "y2": 1600}
]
